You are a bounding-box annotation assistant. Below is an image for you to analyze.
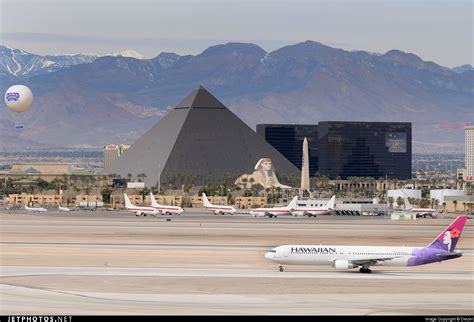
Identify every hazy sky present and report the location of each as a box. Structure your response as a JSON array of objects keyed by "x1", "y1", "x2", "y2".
[{"x1": 1, "y1": 0, "x2": 472, "y2": 67}]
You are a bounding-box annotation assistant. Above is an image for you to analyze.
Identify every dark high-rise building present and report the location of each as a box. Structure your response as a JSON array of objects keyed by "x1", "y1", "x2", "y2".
[
  {"x1": 256, "y1": 124, "x2": 318, "y2": 176},
  {"x1": 318, "y1": 122, "x2": 412, "y2": 179}
]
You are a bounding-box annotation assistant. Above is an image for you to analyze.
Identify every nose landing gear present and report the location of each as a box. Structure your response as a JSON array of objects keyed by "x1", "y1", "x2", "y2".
[{"x1": 279, "y1": 265, "x2": 284, "y2": 272}]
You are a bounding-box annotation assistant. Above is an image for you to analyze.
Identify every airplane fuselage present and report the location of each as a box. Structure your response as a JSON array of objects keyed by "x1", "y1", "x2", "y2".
[
  {"x1": 290, "y1": 208, "x2": 331, "y2": 216},
  {"x1": 126, "y1": 206, "x2": 158, "y2": 216},
  {"x1": 249, "y1": 208, "x2": 291, "y2": 217},
  {"x1": 151, "y1": 205, "x2": 183, "y2": 215},
  {"x1": 206, "y1": 206, "x2": 236, "y2": 215},
  {"x1": 25, "y1": 206, "x2": 47, "y2": 212}
]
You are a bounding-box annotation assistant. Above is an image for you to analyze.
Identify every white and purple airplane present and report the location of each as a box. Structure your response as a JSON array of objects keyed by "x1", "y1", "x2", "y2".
[{"x1": 265, "y1": 215, "x2": 468, "y2": 273}]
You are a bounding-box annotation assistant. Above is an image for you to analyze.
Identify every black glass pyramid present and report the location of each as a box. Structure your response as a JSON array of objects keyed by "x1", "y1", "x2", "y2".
[{"x1": 106, "y1": 86, "x2": 300, "y2": 186}]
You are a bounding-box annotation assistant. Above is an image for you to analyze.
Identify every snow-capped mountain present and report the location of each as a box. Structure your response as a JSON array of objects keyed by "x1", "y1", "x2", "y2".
[
  {"x1": 0, "y1": 42, "x2": 472, "y2": 151},
  {"x1": 0, "y1": 45, "x2": 99, "y2": 78},
  {"x1": 105, "y1": 50, "x2": 145, "y2": 60}
]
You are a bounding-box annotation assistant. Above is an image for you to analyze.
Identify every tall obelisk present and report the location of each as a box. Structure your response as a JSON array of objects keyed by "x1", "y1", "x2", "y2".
[{"x1": 301, "y1": 137, "x2": 310, "y2": 191}]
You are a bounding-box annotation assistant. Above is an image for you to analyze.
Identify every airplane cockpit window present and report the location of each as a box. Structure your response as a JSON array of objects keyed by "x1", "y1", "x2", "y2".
[{"x1": 268, "y1": 250, "x2": 277, "y2": 253}]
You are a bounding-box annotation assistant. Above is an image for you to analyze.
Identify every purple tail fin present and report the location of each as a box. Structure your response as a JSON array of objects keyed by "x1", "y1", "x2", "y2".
[{"x1": 428, "y1": 215, "x2": 468, "y2": 252}]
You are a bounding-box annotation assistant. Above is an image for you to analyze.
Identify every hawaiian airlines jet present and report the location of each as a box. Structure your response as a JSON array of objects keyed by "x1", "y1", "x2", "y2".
[
  {"x1": 25, "y1": 205, "x2": 47, "y2": 212},
  {"x1": 124, "y1": 193, "x2": 159, "y2": 217},
  {"x1": 291, "y1": 195, "x2": 336, "y2": 217},
  {"x1": 250, "y1": 196, "x2": 298, "y2": 218},
  {"x1": 265, "y1": 215, "x2": 468, "y2": 273},
  {"x1": 150, "y1": 192, "x2": 183, "y2": 215},
  {"x1": 202, "y1": 193, "x2": 236, "y2": 215}
]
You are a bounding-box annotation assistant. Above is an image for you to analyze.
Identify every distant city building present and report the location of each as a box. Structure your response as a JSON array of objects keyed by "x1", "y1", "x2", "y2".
[
  {"x1": 104, "y1": 144, "x2": 130, "y2": 168},
  {"x1": 457, "y1": 168, "x2": 466, "y2": 181},
  {"x1": 1, "y1": 163, "x2": 108, "y2": 186},
  {"x1": 443, "y1": 195, "x2": 474, "y2": 213},
  {"x1": 318, "y1": 122, "x2": 412, "y2": 179},
  {"x1": 466, "y1": 124, "x2": 474, "y2": 181},
  {"x1": 430, "y1": 189, "x2": 465, "y2": 204},
  {"x1": 258, "y1": 122, "x2": 412, "y2": 180},
  {"x1": 256, "y1": 124, "x2": 318, "y2": 176}
]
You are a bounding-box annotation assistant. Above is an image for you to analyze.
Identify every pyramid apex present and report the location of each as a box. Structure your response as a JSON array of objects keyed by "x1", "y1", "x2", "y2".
[{"x1": 174, "y1": 86, "x2": 226, "y2": 109}]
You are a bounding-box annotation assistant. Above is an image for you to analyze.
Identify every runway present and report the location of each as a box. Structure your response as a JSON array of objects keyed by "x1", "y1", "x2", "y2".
[
  {"x1": 1, "y1": 211, "x2": 473, "y2": 315},
  {"x1": 1, "y1": 266, "x2": 472, "y2": 280}
]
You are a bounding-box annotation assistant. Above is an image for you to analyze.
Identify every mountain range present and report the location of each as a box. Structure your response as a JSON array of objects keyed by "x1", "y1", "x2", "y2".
[{"x1": 1, "y1": 43, "x2": 472, "y2": 152}]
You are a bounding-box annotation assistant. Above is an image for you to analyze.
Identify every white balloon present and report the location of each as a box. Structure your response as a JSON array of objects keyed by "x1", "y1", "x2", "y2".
[{"x1": 5, "y1": 85, "x2": 33, "y2": 113}]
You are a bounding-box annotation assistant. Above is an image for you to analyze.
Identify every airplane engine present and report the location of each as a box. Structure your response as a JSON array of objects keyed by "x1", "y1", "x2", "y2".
[{"x1": 333, "y1": 260, "x2": 356, "y2": 270}]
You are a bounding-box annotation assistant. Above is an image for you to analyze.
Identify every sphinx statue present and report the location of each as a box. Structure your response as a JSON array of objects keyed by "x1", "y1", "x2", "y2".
[{"x1": 235, "y1": 158, "x2": 292, "y2": 189}]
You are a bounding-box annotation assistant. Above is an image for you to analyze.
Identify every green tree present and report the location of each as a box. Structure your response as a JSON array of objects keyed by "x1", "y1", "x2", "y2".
[
  {"x1": 388, "y1": 196, "x2": 394, "y2": 209},
  {"x1": 36, "y1": 179, "x2": 50, "y2": 191},
  {"x1": 396, "y1": 196, "x2": 405, "y2": 209},
  {"x1": 101, "y1": 188, "x2": 112, "y2": 204},
  {"x1": 251, "y1": 183, "x2": 264, "y2": 197}
]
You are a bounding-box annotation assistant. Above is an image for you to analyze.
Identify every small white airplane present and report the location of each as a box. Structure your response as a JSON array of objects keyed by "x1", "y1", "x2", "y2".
[
  {"x1": 290, "y1": 195, "x2": 336, "y2": 217},
  {"x1": 404, "y1": 198, "x2": 437, "y2": 217},
  {"x1": 124, "y1": 193, "x2": 159, "y2": 217},
  {"x1": 202, "y1": 193, "x2": 237, "y2": 215},
  {"x1": 25, "y1": 205, "x2": 47, "y2": 212},
  {"x1": 150, "y1": 192, "x2": 183, "y2": 215},
  {"x1": 59, "y1": 205, "x2": 70, "y2": 212},
  {"x1": 265, "y1": 215, "x2": 468, "y2": 273},
  {"x1": 249, "y1": 196, "x2": 298, "y2": 218}
]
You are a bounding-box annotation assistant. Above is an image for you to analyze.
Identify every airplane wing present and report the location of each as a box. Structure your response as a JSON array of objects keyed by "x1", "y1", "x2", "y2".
[{"x1": 349, "y1": 256, "x2": 398, "y2": 266}]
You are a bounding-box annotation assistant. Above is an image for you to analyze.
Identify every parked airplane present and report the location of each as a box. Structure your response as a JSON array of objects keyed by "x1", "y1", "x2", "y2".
[
  {"x1": 202, "y1": 193, "x2": 237, "y2": 215},
  {"x1": 124, "y1": 193, "x2": 159, "y2": 217},
  {"x1": 150, "y1": 192, "x2": 183, "y2": 215},
  {"x1": 265, "y1": 215, "x2": 468, "y2": 273},
  {"x1": 25, "y1": 205, "x2": 47, "y2": 212},
  {"x1": 290, "y1": 195, "x2": 336, "y2": 217},
  {"x1": 250, "y1": 196, "x2": 298, "y2": 218},
  {"x1": 404, "y1": 198, "x2": 437, "y2": 217},
  {"x1": 59, "y1": 205, "x2": 70, "y2": 212}
]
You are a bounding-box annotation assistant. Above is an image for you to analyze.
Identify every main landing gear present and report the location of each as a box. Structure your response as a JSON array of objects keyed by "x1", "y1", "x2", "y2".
[
  {"x1": 359, "y1": 267, "x2": 372, "y2": 274},
  {"x1": 279, "y1": 265, "x2": 284, "y2": 272}
]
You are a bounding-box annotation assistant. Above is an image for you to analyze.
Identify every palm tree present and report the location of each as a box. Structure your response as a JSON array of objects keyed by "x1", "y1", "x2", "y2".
[
  {"x1": 396, "y1": 196, "x2": 405, "y2": 209},
  {"x1": 452, "y1": 200, "x2": 458, "y2": 214},
  {"x1": 442, "y1": 202, "x2": 446, "y2": 213},
  {"x1": 388, "y1": 196, "x2": 394, "y2": 209},
  {"x1": 127, "y1": 173, "x2": 133, "y2": 182}
]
